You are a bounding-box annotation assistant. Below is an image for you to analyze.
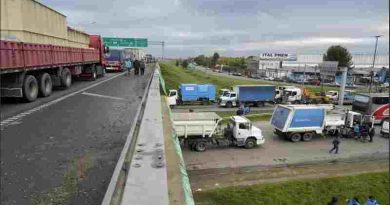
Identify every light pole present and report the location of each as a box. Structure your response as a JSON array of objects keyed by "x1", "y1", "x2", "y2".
[{"x1": 369, "y1": 35, "x2": 382, "y2": 93}]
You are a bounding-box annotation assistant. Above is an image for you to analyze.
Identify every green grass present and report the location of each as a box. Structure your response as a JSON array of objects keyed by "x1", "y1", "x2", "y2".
[
  {"x1": 194, "y1": 172, "x2": 389, "y2": 205},
  {"x1": 160, "y1": 62, "x2": 345, "y2": 94}
]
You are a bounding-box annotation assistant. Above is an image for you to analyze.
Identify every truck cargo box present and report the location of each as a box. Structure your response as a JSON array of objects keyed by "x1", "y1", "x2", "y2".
[
  {"x1": 234, "y1": 85, "x2": 275, "y2": 102},
  {"x1": 172, "y1": 112, "x2": 221, "y2": 137},
  {"x1": 179, "y1": 84, "x2": 216, "y2": 102},
  {"x1": 1, "y1": 0, "x2": 68, "y2": 46},
  {"x1": 67, "y1": 27, "x2": 90, "y2": 48},
  {"x1": 271, "y1": 105, "x2": 326, "y2": 132}
]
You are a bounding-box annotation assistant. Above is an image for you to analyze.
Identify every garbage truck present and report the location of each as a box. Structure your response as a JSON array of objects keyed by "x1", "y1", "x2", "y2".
[
  {"x1": 270, "y1": 104, "x2": 374, "y2": 142},
  {"x1": 172, "y1": 112, "x2": 265, "y2": 151},
  {"x1": 167, "y1": 84, "x2": 216, "y2": 106},
  {"x1": 219, "y1": 85, "x2": 276, "y2": 107}
]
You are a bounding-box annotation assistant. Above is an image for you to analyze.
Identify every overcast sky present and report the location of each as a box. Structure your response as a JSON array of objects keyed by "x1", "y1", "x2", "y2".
[{"x1": 42, "y1": 0, "x2": 389, "y2": 58}]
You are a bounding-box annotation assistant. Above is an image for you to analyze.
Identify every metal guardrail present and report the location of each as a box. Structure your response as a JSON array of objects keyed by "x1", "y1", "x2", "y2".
[
  {"x1": 101, "y1": 66, "x2": 155, "y2": 205},
  {"x1": 120, "y1": 68, "x2": 168, "y2": 204},
  {"x1": 101, "y1": 66, "x2": 168, "y2": 205}
]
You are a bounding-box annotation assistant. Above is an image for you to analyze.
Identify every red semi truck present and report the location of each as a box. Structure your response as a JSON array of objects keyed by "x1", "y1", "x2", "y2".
[{"x1": 0, "y1": 35, "x2": 108, "y2": 102}]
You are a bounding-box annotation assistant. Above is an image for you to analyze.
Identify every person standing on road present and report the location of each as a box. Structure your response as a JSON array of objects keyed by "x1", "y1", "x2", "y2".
[
  {"x1": 365, "y1": 196, "x2": 380, "y2": 205},
  {"x1": 133, "y1": 59, "x2": 140, "y2": 76},
  {"x1": 329, "y1": 136, "x2": 340, "y2": 154},
  {"x1": 368, "y1": 124, "x2": 375, "y2": 143},
  {"x1": 124, "y1": 58, "x2": 133, "y2": 76},
  {"x1": 140, "y1": 59, "x2": 146, "y2": 75},
  {"x1": 353, "y1": 122, "x2": 360, "y2": 140}
]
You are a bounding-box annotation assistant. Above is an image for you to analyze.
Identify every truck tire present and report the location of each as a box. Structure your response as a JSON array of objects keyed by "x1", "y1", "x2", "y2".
[
  {"x1": 195, "y1": 140, "x2": 207, "y2": 152},
  {"x1": 22, "y1": 75, "x2": 39, "y2": 102},
  {"x1": 290, "y1": 133, "x2": 302, "y2": 142},
  {"x1": 226, "y1": 101, "x2": 233, "y2": 108},
  {"x1": 302, "y1": 132, "x2": 314, "y2": 141},
  {"x1": 91, "y1": 66, "x2": 97, "y2": 81},
  {"x1": 244, "y1": 138, "x2": 256, "y2": 149},
  {"x1": 38, "y1": 73, "x2": 53, "y2": 97},
  {"x1": 61, "y1": 68, "x2": 72, "y2": 88}
]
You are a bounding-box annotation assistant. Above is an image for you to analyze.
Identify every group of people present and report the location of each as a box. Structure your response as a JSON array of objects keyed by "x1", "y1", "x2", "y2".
[
  {"x1": 124, "y1": 58, "x2": 146, "y2": 76},
  {"x1": 353, "y1": 122, "x2": 375, "y2": 142},
  {"x1": 328, "y1": 195, "x2": 380, "y2": 205}
]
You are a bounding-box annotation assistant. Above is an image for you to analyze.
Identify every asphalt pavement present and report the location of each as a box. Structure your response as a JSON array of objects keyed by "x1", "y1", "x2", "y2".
[{"x1": 0, "y1": 66, "x2": 154, "y2": 205}]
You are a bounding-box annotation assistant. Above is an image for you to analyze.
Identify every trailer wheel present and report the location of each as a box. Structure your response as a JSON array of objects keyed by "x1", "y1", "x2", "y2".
[
  {"x1": 22, "y1": 75, "x2": 39, "y2": 102},
  {"x1": 61, "y1": 68, "x2": 72, "y2": 88},
  {"x1": 302, "y1": 132, "x2": 314, "y2": 141},
  {"x1": 38, "y1": 73, "x2": 53, "y2": 97},
  {"x1": 244, "y1": 138, "x2": 256, "y2": 149},
  {"x1": 226, "y1": 101, "x2": 233, "y2": 108},
  {"x1": 195, "y1": 140, "x2": 207, "y2": 152},
  {"x1": 91, "y1": 66, "x2": 97, "y2": 81},
  {"x1": 290, "y1": 133, "x2": 302, "y2": 142}
]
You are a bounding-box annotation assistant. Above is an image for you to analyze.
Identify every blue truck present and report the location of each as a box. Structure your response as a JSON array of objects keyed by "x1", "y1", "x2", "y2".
[
  {"x1": 219, "y1": 85, "x2": 276, "y2": 107},
  {"x1": 270, "y1": 104, "x2": 331, "y2": 142},
  {"x1": 167, "y1": 84, "x2": 216, "y2": 106}
]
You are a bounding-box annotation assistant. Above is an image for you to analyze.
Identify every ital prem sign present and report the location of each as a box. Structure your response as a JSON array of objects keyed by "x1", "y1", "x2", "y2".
[{"x1": 260, "y1": 53, "x2": 297, "y2": 61}]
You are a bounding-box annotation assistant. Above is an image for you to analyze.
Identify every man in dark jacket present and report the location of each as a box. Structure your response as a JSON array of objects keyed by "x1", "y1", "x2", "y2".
[
  {"x1": 329, "y1": 136, "x2": 340, "y2": 154},
  {"x1": 140, "y1": 59, "x2": 146, "y2": 75},
  {"x1": 133, "y1": 59, "x2": 140, "y2": 75}
]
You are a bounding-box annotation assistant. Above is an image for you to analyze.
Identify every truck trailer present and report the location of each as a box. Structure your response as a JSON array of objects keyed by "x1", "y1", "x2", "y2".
[
  {"x1": 219, "y1": 85, "x2": 276, "y2": 108},
  {"x1": 167, "y1": 84, "x2": 216, "y2": 106},
  {"x1": 0, "y1": 36, "x2": 107, "y2": 102},
  {"x1": 172, "y1": 112, "x2": 265, "y2": 151},
  {"x1": 0, "y1": 0, "x2": 107, "y2": 102}
]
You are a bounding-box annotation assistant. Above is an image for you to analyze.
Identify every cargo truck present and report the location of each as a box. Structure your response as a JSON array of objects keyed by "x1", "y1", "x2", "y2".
[
  {"x1": 219, "y1": 85, "x2": 276, "y2": 108},
  {"x1": 0, "y1": 35, "x2": 107, "y2": 102},
  {"x1": 167, "y1": 84, "x2": 216, "y2": 107},
  {"x1": 270, "y1": 104, "x2": 374, "y2": 142},
  {"x1": 104, "y1": 49, "x2": 124, "y2": 72},
  {"x1": 172, "y1": 112, "x2": 265, "y2": 152},
  {"x1": 0, "y1": 0, "x2": 107, "y2": 102}
]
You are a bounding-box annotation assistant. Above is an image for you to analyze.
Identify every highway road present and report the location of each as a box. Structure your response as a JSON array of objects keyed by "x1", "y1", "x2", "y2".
[{"x1": 0, "y1": 66, "x2": 153, "y2": 205}]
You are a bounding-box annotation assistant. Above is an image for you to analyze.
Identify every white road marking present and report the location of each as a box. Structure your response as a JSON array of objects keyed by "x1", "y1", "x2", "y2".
[
  {"x1": 81, "y1": 92, "x2": 129, "y2": 102},
  {"x1": 1, "y1": 73, "x2": 125, "y2": 129}
]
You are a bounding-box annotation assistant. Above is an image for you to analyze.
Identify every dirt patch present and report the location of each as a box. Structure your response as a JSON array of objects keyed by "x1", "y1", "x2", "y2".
[{"x1": 189, "y1": 156, "x2": 389, "y2": 192}]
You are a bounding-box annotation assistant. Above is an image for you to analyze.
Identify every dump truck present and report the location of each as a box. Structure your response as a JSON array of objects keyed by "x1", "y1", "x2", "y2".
[
  {"x1": 219, "y1": 85, "x2": 276, "y2": 107},
  {"x1": 172, "y1": 112, "x2": 265, "y2": 152},
  {"x1": 167, "y1": 84, "x2": 216, "y2": 106}
]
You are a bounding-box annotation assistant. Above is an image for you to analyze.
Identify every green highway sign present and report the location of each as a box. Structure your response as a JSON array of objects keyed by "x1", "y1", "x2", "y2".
[{"x1": 103, "y1": 37, "x2": 148, "y2": 48}]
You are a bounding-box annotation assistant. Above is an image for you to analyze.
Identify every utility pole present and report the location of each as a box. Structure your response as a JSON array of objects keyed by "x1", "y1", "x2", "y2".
[
  {"x1": 162, "y1": 41, "x2": 165, "y2": 60},
  {"x1": 369, "y1": 35, "x2": 382, "y2": 93}
]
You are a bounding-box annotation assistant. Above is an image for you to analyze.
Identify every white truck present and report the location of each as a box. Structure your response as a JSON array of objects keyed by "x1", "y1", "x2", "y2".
[
  {"x1": 172, "y1": 112, "x2": 265, "y2": 151},
  {"x1": 275, "y1": 86, "x2": 302, "y2": 104},
  {"x1": 270, "y1": 104, "x2": 374, "y2": 142}
]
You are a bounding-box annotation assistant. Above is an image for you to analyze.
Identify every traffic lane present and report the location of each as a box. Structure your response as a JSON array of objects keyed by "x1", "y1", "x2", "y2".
[
  {"x1": 0, "y1": 72, "x2": 124, "y2": 120},
  {"x1": 0, "y1": 67, "x2": 153, "y2": 205}
]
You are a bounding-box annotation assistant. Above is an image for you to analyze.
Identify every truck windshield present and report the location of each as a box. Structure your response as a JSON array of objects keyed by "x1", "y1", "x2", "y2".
[{"x1": 105, "y1": 50, "x2": 122, "y2": 61}]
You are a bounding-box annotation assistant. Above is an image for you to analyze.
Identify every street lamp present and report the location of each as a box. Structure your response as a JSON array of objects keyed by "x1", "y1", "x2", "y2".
[{"x1": 369, "y1": 35, "x2": 382, "y2": 93}]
